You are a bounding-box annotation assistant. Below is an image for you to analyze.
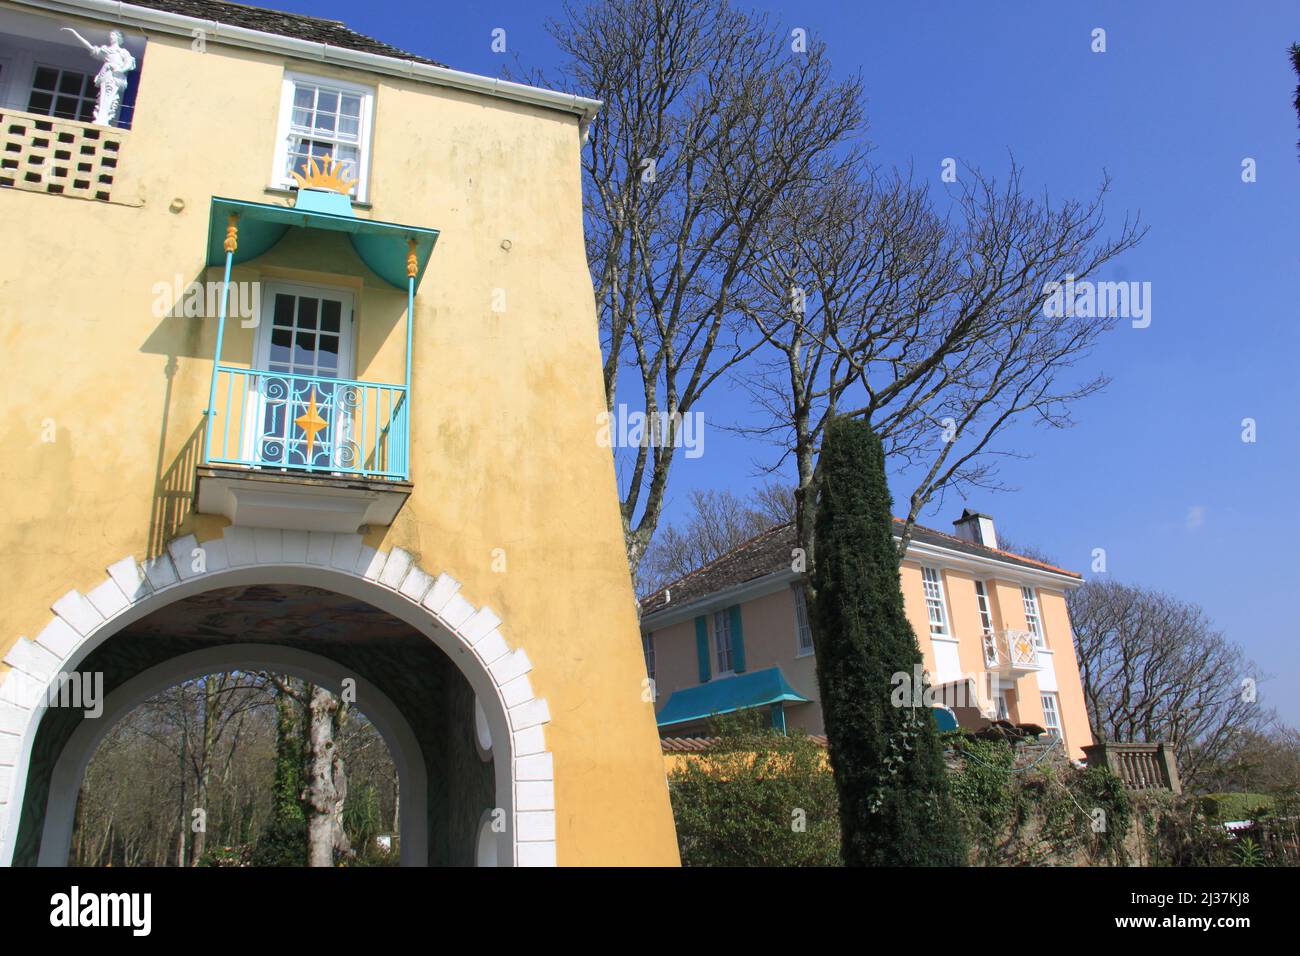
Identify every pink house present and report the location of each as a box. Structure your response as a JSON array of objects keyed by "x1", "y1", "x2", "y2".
[{"x1": 640, "y1": 510, "x2": 1094, "y2": 760}]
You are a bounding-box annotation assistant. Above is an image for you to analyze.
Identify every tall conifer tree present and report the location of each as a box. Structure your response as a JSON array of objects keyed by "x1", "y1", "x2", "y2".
[{"x1": 811, "y1": 416, "x2": 966, "y2": 865}]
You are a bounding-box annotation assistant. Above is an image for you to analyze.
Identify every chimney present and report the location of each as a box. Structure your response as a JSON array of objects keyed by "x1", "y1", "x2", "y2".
[{"x1": 953, "y1": 509, "x2": 998, "y2": 549}]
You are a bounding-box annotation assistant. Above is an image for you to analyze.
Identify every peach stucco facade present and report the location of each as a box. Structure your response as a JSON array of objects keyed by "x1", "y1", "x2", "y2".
[{"x1": 645, "y1": 541, "x2": 1094, "y2": 761}]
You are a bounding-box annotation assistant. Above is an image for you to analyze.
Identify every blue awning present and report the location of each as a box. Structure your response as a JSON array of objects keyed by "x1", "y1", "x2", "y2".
[
  {"x1": 655, "y1": 667, "x2": 810, "y2": 728},
  {"x1": 205, "y1": 193, "x2": 440, "y2": 290}
]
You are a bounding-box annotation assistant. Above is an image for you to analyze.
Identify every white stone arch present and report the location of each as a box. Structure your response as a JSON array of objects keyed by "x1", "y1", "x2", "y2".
[
  {"x1": 40, "y1": 644, "x2": 431, "y2": 867},
  {"x1": 0, "y1": 527, "x2": 556, "y2": 867}
]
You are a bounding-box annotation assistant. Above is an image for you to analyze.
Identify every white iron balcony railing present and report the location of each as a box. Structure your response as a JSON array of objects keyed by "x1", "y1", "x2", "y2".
[{"x1": 982, "y1": 628, "x2": 1041, "y2": 675}]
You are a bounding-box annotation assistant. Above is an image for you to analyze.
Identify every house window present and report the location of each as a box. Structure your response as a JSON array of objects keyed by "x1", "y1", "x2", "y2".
[
  {"x1": 1022, "y1": 586, "x2": 1045, "y2": 647},
  {"x1": 921, "y1": 566, "x2": 949, "y2": 635},
  {"x1": 974, "y1": 581, "x2": 994, "y2": 635},
  {"x1": 793, "y1": 584, "x2": 814, "y2": 655},
  {"x1": 642, "y1": 631, "x2": 655, "y2": 682},
  {"x1": 712, "y1": 609, "x2": 733, "y2": 675},
  {"x1": 273, "y1": 74, "x2": 373, "y2": 201},
  {"x1": 995, "y1": 693, "x2": 1009, "y2": 721},
  {"x1": 26, "y1": 65, "x2": 96, "y2": 122},
  {"x1": 1040, "y1": 693, "x2": 1064, "y2": 744},
  {"x1": 975, "y1": 580, "x2": 997, "y2": 666}
]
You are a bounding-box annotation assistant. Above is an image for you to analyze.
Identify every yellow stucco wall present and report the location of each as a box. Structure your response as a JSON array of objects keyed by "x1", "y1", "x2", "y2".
[{"x1": 0, "y1": 11, "x2": 678, "y2": 865}]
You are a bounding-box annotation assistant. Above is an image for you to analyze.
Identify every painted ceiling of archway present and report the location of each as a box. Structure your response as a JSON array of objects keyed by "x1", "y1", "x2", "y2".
[{"x1": 122, "y1": 585, "x2": 422, "y2": 645}]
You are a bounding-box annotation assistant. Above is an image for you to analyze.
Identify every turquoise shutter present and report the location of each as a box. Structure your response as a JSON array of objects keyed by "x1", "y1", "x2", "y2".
[
  {"x1": 770, "y1": 701, "x2": 787, "y2": 734},
  {"x1": 729, "y1": 604, "x2": 746, "y2": 673},
  {"x1": 694, "y1": 616, "x2": 711, "y2": 683}
]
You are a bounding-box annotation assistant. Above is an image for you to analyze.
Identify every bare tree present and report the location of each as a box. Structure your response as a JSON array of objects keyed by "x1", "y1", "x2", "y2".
[
  {"x1": 734, "y1": 160, "x2": 1145, "y2": 573},
  {"x1": 639, "y1": 482, "x2": 793, "y2": 595},
  {"x1": 546, "y1": 0, "x2": 865, "y2": 580},
  {"x1": 71, "y1": 671, "x2": 397, "y2": 866},
  {"x1": 1068, "y1": 580, "x2": 1273, "y2": 788},
  {"x1": 269, "y1": 677, "x2": 352, "y2": 866}
]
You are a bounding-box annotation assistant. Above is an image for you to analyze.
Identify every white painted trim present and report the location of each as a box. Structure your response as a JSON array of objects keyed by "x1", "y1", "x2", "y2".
[
  {"x1": 270, "y1": 71, "x2": 375, "y2": 203},
  {"x1": 0, "y1": 529, "x2": 556, "y2": 867},
  {"x1": 9, "y1": 0, "x2": 602, "y2": 132}
]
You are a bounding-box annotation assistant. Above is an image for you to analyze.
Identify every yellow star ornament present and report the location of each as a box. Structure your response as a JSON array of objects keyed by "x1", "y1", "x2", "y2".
[{"x1": 295, "y1": 387, "x2": 329, "y2": 459}]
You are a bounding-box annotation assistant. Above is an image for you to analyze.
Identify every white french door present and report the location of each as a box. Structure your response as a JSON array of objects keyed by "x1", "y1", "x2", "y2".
[{"x1": 244, "y1": 281, "x2": 356, "y2": 472}]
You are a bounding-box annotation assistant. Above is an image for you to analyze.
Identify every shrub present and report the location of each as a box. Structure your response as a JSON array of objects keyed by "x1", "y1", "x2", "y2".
[{"x1": 668, "y1": 712, "x2": 841, "y2": 866}]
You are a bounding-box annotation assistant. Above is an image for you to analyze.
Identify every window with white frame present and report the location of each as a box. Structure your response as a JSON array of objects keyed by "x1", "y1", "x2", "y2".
[
  {"x1": 793, "y1": 583, "x2": 814, "y2": 655},
  {"x1": 1021, "y1": 586, "x2": 1045, "y2": 647},
  {"x1": 921, "y1": 566, "x2": 949, "y2": 635},
  {"x1": 712, "y1": 610, "x2": 733, "y2": 675},
  {"x1": 974, "y1": 581, "x2": 995, "y2": 635},
  {"x1": 1040, "y1": 692, "x2": 1063, "y2": 744},
  {"x1": 642, "y1": 631, "x2": 655, "y2": 682},
  {"x1": 975, "y1": 580, "x2": 997, "y2": 666},
  {"x1": 273, "y1": 74, "x2": 373, "y2": 201}
]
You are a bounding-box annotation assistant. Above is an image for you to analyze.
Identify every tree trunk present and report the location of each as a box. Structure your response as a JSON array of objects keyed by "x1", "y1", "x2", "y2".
[{"x1": 303, "y1": 684, "x2": 348, "y2": 867}]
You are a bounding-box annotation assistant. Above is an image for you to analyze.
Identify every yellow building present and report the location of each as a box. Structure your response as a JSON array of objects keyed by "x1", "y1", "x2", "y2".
[
  {"x1": 0, "y1": 0, "x2": 679, "y2": 866},
  {"x1": 643, "y1": 511, "x2": 1095, "y2": 761}
]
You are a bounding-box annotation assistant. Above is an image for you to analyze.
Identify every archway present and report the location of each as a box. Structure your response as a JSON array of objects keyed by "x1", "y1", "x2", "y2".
[
  {"x1": 0, "y1": 528, "x2": 557, "y2": 866},
  {"x1": 47, "y1": 644, "x2": 430, "y2": 866}
]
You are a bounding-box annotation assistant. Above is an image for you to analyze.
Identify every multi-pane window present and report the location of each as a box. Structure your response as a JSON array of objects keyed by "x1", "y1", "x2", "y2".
[
  {"x1": 712, "y1": 609, "x2": 733, "y2": 675},
  {"x1": 275, "y1": 75, "x2": 372, "y2": 200},
  {"x1": 793, "y1": 584, "x2": 814, "y2": 654},
  {"x1": 1022, "y1": 586, "x2": 1044, "y2": 646},
  {"x1": 268, "y1": 292, "x2": 344, "y2": 378},
  {"x1": 642, "y1": 632, "x2": 655, "y2": 683},
  {"x1": 974, "y1": 581, "x2": 995, "y2": 635},
  {"x1": 27, "y1": 65, "x2": 96, "y2": 122},
  {"x1": 975, "y1": 580, "x2": 997, "y2": 666},
  {"x1": 1040, "y1": 693, "x2": 1063, "y2": 743},
  {"x1": 921, "y1": 567, "x2": 948, "y2": 635}
]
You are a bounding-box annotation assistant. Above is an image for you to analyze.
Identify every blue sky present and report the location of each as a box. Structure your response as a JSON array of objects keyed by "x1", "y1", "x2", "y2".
[{"x1": 270, "y1": 0, "x2": 1299, "y2": 723}]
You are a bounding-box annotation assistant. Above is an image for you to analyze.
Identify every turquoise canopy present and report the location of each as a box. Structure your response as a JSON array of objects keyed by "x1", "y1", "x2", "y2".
[
  {"x1": 205, "y1": 195, "x2": 440, "y2": 290},
  {"x1": 656, "y1": 667, "x2": 810, "y2": 728}
]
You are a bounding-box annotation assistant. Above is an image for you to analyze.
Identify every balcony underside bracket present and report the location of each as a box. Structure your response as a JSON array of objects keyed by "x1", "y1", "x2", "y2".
[{"x1": 196, "y1": 465, "x2": 412, "y2": 533}]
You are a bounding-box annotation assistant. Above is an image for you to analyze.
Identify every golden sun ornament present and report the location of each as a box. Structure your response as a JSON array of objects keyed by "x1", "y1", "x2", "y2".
[{"x1": 290, "y1": 154, "x2": 359, "y2": 194}]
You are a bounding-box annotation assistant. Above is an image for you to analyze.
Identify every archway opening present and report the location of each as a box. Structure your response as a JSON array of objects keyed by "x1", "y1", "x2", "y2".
[
  {"x1": 10, "y1": 581, "x2": 509, "y2": 867},
  {"x1": 71, "y1": 668, "x2": 402, "y2": 867}
]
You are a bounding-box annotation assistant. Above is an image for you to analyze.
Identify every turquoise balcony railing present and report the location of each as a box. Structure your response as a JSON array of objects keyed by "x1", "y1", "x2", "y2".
[{"x1": 204, "y1": 365, "x2": 409, "y2": 481}]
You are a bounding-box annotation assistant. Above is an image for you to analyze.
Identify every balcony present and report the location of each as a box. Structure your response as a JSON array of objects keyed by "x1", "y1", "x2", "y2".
[
  {"x1": 196, "y1": 366, "x2": 412, "y2": 533},
  {"x1": 193, "y1": 186, "x2": 438, "y2": 534},
  {"x1": 0, "y1": 107, "x2": 124, "y2": 201},
  {"x1": 981, "y1": 628, "x2": 1041, "y2": 677}
]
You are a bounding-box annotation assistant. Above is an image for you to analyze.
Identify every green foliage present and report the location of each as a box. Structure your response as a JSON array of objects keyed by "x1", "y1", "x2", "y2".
[
  {"x1": 1234, "y1": 837, "x2": 1263, "y2": 867},
  {"x1": 1200, "y1": 792, "x2": 1275, "y2": 822},
  {"x1": 1133, "y1": 791, "x2": 1233, "y2": 866},
  {"x1": 197, "y1": 844, "x2": 252, "y2": 867},
  {"x1": 668, "y1": 712, "x2": 841, "y2": 867},
  {"x1": 810, "y1": 416, "x2": 966, "y2": 866},
  {"x1": 946, "y1": 738, "x2": 1017, "y2": 864},
  {"x1": 947, "y1": 739, "x2": 1132, "y2": 865},
  {"x1": 251, "y1": 687, "x2": 306, "y2": 867},
  {"x1": 344, "y1": 781, "x2": 382, "y2": 853}
]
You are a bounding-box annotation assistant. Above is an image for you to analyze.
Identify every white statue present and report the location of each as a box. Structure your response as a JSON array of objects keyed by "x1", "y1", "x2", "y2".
[{"x1": 60, "y1": 28, "x2": 136, "y2": 127}]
